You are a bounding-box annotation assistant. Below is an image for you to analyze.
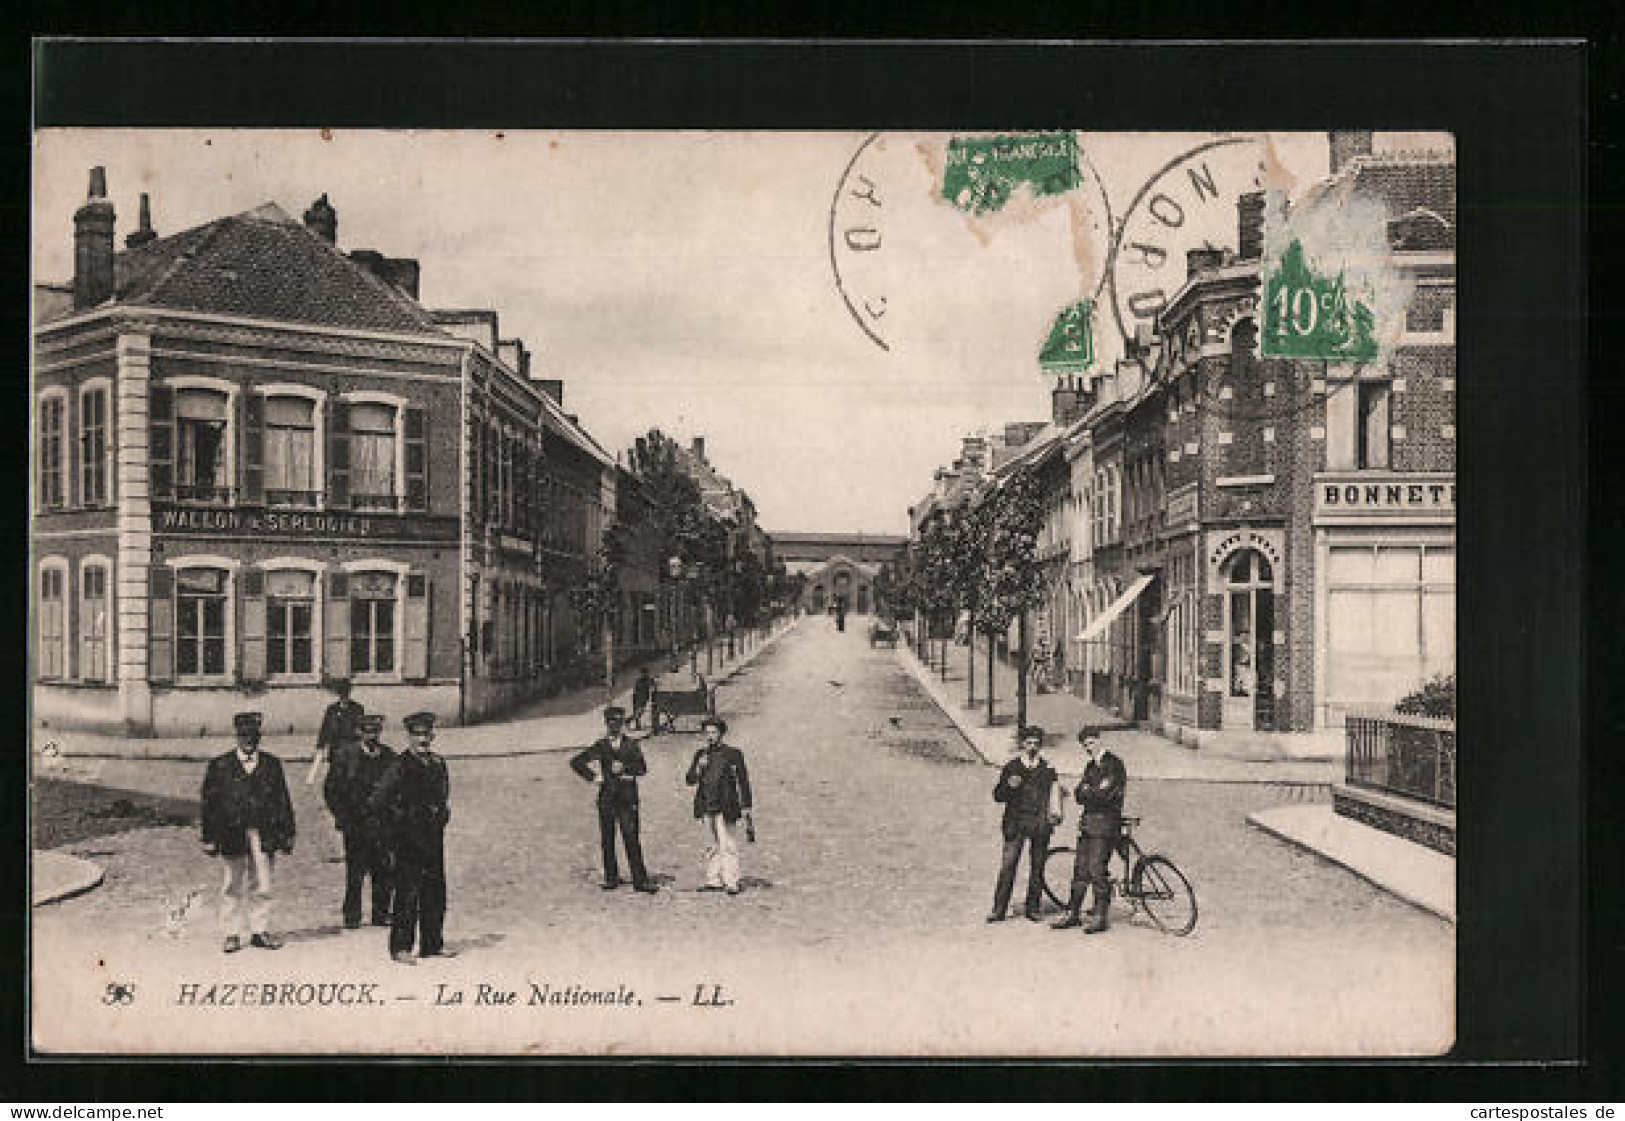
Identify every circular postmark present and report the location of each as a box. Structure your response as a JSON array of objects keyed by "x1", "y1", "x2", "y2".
[
  {"x1": 829, "y1": 131, "x2": 1114, "y2": 358},
  {"x1": 1106, "y1": 133, "x2": 1383, "y2": 423}
]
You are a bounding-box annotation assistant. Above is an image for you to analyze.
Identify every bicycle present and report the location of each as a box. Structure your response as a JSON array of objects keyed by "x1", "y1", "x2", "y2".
[{"x1": 1041, "y1": 816, "x2": 1198, "y2": 936}]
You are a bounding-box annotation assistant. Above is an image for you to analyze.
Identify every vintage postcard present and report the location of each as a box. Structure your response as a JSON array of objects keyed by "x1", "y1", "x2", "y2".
[{"x1": 30, "y1": 127, "x2": 1455, "y2": 1056}]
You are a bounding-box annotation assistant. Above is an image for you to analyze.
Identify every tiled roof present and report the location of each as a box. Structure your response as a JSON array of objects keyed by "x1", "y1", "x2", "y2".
[
  {"x1": 59, "y1": 203, "x2": 448, "y2": 336},
  {"x1": 1352, "y1": 158, "x2": 1455, "y2": 228}
]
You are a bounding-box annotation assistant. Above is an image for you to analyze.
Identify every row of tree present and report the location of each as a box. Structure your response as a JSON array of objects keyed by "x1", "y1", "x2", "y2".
[
  {"x1": 568, "y1": 428, "x2": 797, "y2": 690},
  {"x1": 872, "y1": 471, "x2": 1048, "y2": 728}
]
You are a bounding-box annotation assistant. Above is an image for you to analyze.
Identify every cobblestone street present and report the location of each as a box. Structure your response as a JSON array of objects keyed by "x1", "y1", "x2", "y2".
[{"x1": 33, "y1": 619, "x2": 1453, "y2": 1056}]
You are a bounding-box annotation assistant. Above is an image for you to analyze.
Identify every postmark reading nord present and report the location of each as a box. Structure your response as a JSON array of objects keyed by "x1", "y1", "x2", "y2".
[{"x1": 1109, "y1": 135, "x2": 1413, "y2": 423}]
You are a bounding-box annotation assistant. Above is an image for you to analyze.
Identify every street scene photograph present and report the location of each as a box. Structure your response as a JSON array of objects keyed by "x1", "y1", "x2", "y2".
[{"x1": 29, "y1": 127, "x2": 1456, "y2": 1057}]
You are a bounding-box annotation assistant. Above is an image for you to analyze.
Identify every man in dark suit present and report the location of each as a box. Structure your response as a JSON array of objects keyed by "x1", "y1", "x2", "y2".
[
  {"x1": 311, "y1": 677, "x2": 362, "y2": 786},
  {"x1": 371, "y1": 711, "x2": 454, "y2": 965},
  {"x1": 684, "y1": 715, "x2": 754, "y2": 895},
  {"x1": 570, "y1": 706, "x2": 657, "y2": 893},
  {"x1": 324, "y1": 712, "x2": 395, "y2": 929},
  {"x1": 200, "y1": 712, "x2": 296, "y2": 953},
  {"x1": 988, "y1": 725, "x2": 1063, "y2": 923},
  {"x1": 1053, "y1": 726, "x2": 1128, "y2": 934}
]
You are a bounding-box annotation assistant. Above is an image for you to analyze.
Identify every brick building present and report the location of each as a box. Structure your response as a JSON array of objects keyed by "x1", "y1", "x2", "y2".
[
  {"x1": 1076, "y1": 136, "x2": 1456, "y2": 745},
  {"x1": 32, "y1": 170, "x2": 614, "y2": 736}
]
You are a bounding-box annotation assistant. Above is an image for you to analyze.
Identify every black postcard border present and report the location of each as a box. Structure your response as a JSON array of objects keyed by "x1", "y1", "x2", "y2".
[{"x1": 12, "y1": 36, "x2": 1601, "y2": 1101}]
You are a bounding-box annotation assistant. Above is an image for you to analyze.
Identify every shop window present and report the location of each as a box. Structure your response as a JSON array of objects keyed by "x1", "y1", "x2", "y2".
[
  {"x1": 37, "y1": 394, "x2": 66, "y2": 510},
  {"x1": 350, "y1": 571, "x2": 398, "y2": 675},
  {"x1": 37, "y1": 562, "x2": 67, "y2": 679},
  {"x1": 176, "y1": 389, "x2": 231, "y2": 502},
  {"x1": 1356, "y1": 381, "x2": 1392, "y2": 470},
  {"x1": 1325, "y1": 543, "x2": 1456, "y2": 712},
  {"x1": 176, "y1": 567, "x2": 230, "y2": 678},
  {"x1": 79, "y1": 386, "x2": 109, "y2": 507},
  {"x1": 265, "y1": 396, "x2": 320, "y2": 507},
  {"x1": 79, "y1": 561, "x2": 110, "y2": 682},
  {"x1": 350, "y1": 403, "x2": 398, "y2": 510},
  {"x1": 267, "y1": 569, "x2": 317, "y2": 677}
]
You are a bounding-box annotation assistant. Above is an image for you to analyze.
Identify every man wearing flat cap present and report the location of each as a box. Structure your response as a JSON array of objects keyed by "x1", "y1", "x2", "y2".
[
  {"x1": 570, "y1": 706, "x2": 656, "y2": 893},
  {"x1": 684, "y1": 716, "x2": 754, "y2": 895},
  {"x1": 370, "y1": 711, "x2": 454, "y2": 964},
  {"x1": 324, "y1": 712, "x2": 395, "y2": 929},
  {"x1": 988, "y1": 725, "x2": 1062, "y2": 923},
  {"x1": 1053, "y1": 726, "x2": 1128, "y2": 934},
  {"x1": 200, "y1": 712, "x2": 296, "y2": 953}
]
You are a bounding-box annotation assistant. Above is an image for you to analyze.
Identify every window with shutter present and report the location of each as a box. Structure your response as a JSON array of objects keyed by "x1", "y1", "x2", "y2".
[
  {"x1": 240, "y1": 567, "x2": 267, "y2": 682},
  {"x1": 403, "y1": 571, "x2": 430, "y2": 681},
  {"x1": 404, "y1": 406, "x2": 428, "y2": 511},
  {"x1": 79, "y1": 562, "x2": 110, "y2": 683},
  {"x1": 148, "y1": 385, "x2": 175, "y2": 501},
  {"x1": 37, "y1": 564, "x2": 67, "y2": 679},
  {"x1": 327, "y1": 399, "x2": 351, "y2": 509},
  {"x1": 241, "y1": 393, "x2": 265, "y2": 504},
  {"x1": 148, "y1": 566, "x2": 175, "y2": 683},
  {"x1": 324, "y1": 570, "x2": 350, "y2": 677}
]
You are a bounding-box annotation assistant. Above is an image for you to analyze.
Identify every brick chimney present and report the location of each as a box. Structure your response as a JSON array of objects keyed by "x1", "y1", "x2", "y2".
[
  {"x1": 125, "y1": 192, "x2": 157, "y2": 249},
  {"x1": 1237, "y1": 191, "x2": 1266, "y2": 261},
  {"x1": 73, "y1": 167, "x2": 116, "y2": 310},
  {"x1": 1186, "y1": 246, "x2": 1225, "y2": 279},
  {"x1": 380, "y1": 257, "x2": 419, "y2": 299},
  {"x1": 691, "y1": 436, "x2": 707, "y2": 463},
  {"x1": 303, "y1": 193, "x2": 337, "y2": 243},
  {"x1": 536, "y1": 379, "x2": 563, "y2": 405},
  {"x1": 1329, "y1": 130, "x2": 1374, "y2": 175},
  {"x1": 1052, "y1": 382, "x2": 1094, "y2": 427}
]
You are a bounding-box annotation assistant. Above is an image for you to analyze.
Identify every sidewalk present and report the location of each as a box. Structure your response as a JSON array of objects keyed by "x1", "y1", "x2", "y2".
[
  {"x1": 35, "y1": 618, "x2": 800, "y2": 764},
  {"x1": 33, "y1": 850, "x2": 104, "y2": 906},
  {"x1": 895, "y1": 637, "x2": 1337, "y2": 785},
  {"x1": 1247, "y1": 803, "x2": 1456, "y2": 922}
]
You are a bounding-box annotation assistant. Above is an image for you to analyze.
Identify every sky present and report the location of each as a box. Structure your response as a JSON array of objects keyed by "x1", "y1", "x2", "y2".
[{"x1": 31, "y1": 129, "x2": 1444, "y2": 535}]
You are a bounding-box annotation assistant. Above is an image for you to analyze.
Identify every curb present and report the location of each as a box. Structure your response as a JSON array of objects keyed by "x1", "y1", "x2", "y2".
[
  {"x1": 891, "y1": 642, "x2": 1007, "y2": 766},
  {"x1": 1246, "y1": 806, "x2": 1455, "y2": 923},
  {"x1": 33, "y1": 850, "x2": 106, "y2": 907},
  {"x1": 35, "y1": 622, "x2": 801, "y2": 766}
]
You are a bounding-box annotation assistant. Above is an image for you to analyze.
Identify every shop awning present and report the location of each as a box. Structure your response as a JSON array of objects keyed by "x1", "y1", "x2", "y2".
[{"x1": 1075, "y1": 572, "x2": 1156, "y2": 644}]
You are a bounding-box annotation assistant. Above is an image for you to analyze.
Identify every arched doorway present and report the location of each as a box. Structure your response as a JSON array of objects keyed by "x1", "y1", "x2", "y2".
[{"x1": 1222, "y1": 548, "x2": 1275, "y2": 731}]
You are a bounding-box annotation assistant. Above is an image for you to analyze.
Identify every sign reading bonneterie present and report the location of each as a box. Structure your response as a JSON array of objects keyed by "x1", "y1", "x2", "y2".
[{"x1": 154, "y1": 503, "x2": 460, "y2": 543}]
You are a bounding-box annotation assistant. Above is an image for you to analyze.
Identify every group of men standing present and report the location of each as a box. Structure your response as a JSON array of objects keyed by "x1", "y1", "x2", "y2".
[
  {"x1": 569, "y1": 705, "x2": 756, "y2": 896},
  {"x1": 198, "y1": 683, "x2": 761, "y2": 964},
  {"x1": 197, "y1": 680, "x2": 454, "y2": 966},
  {"x1": 988, "y1": 723, "x2": 1127, "y2": 934}
]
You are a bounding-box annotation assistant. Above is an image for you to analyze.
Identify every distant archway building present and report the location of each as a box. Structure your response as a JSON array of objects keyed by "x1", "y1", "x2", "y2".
[{"x1": 767, "y1": 531, "x2": 906, "y2": 616}]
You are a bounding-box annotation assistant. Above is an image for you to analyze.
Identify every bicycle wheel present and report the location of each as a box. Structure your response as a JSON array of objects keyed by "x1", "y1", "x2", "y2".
[
  {"x1": 1041, "y1": 846, "x2": 1074, "y2": 910},
  {"x1": 1130, "y1": 855, "x2": 1198, "y2": 936}
]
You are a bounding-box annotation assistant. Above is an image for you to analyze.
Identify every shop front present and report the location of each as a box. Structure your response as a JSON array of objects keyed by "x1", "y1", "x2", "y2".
[{"x1": 1313, "y1": 473, "x2": 1455, "y2": 728}]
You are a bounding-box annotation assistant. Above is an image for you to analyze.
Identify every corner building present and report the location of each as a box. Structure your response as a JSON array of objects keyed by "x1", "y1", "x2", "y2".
[
  {"x1": 33, "y1": 173, "x2": 609, "y2": 736},
  {"x1": 1071, "y1": 137, "x2": 1455, "y2": 747}
]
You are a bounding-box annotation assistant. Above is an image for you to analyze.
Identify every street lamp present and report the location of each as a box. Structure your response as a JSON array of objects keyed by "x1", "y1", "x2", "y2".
[{"x1": 666, "y1": 555, "x2": 686, "y2": 672}]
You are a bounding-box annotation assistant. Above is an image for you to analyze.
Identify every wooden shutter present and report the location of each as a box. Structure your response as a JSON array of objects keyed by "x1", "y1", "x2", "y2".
[
  {"x1": 240, "y1": 568, "x2": 266, "y2": 683},
  {"x1": 327, "y1": 398, "x2": 350, "y2": 509},
  {"x1": 148, "y1": 566, "x2": 174, "y2": 683},
  {"x1": 149, "y1": 385, "x2": 174, "y2": 501},
  {"x1": 403, "y1": 571, "x2": 430, "y2": 682},
  {"x1": 324, "y1": 571, "x2": 350, "y2": 678},
  {"x1": 241, "y1": 392, "x2": 264, "y2": 504},
  {"x1": 404, "y1": 406, "x2": 428, "y2": 511}
]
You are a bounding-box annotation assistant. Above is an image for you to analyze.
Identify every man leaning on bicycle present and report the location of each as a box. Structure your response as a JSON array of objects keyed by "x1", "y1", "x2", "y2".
[{"x1": 1053, "y1": 726, "x2": 1128, "y2": 934}]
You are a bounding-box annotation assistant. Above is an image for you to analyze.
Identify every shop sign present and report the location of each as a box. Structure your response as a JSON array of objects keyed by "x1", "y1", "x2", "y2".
[
  {"x1": 1204, "y1": 527, "x2": 1283, "y2": 584},
  {"x1": 1313, "y1": 472, "x2": 1455, "y2": 524},
  {"x1": 155, "y1": 503, "x2": 459, "y2": 543}
]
